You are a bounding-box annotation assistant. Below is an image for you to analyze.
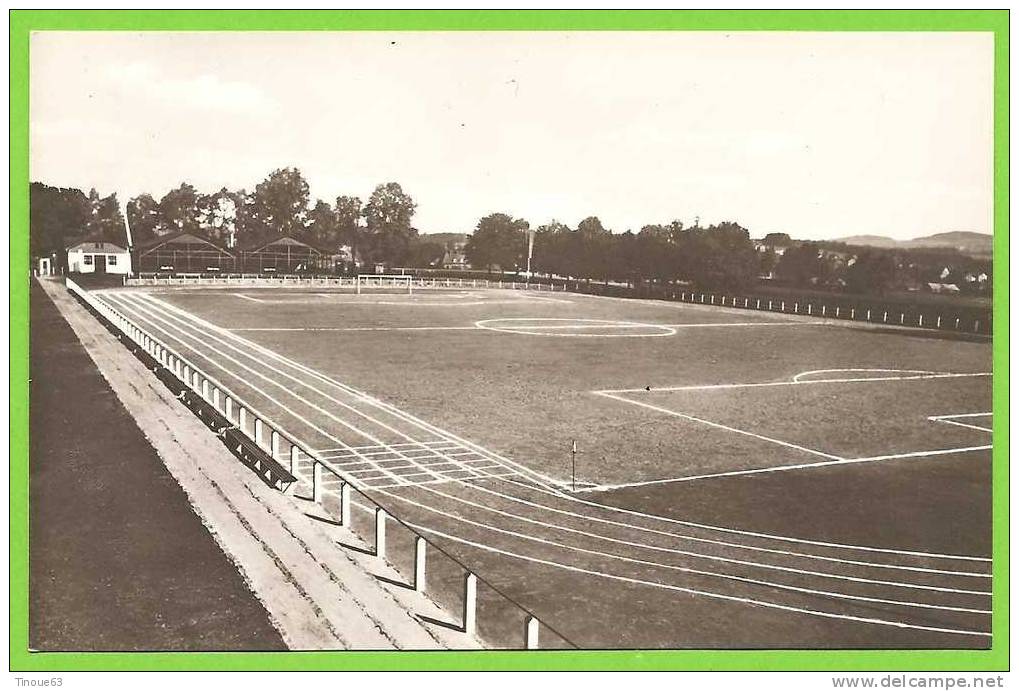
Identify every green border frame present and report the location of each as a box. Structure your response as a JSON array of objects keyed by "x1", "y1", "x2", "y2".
[{"x1": 8, "y1": 9, "x2": 1009, "y2": 672}]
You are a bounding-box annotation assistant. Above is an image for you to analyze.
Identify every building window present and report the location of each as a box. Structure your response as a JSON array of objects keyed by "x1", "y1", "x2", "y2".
[
  {"x1": 108, "y1": 255, "x2": 117, "y2": 265},
  {"x1": 83, "y1": 255, "x2": 93, "y2": 265}
]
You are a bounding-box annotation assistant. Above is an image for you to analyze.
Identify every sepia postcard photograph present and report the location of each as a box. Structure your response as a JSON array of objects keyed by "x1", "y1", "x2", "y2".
[{"x1": 9, "y1": 9, "x2": 1009, "y2": 678}]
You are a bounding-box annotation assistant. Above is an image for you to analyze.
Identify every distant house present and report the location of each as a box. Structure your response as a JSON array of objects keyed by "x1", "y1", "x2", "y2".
[
  {"x1": 67, "y1": 235, "x2": 132, "y2": 275},
  {"x1": 133, "y1": 231, "x2": 236, "y2": 273},
  {"x1": 442, "y1": 243, "x2": 469, "y2": 270},
  {"x1": 239, "y1": 235, "x2": 326, "y2": 273}
]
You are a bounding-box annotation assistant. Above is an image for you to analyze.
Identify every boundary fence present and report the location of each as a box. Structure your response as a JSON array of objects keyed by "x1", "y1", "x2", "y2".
[
  {"x1": 66, "y1": 277, "x2": 573, "y2": 650},
  {"x1": 124, "y1": 271, "x2": 990, "y2": 336}
]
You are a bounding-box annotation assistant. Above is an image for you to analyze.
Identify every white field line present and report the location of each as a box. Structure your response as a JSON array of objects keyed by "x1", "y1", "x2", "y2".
[
  {"x1": 232, "y1": 326, "x2": 479, "y2": 332},
  {"x1": 370, "y1": 487, "x2": 990, "y2": 615},
  {"x1": 310, "y1": 440, "x2": 463, "y2": 453},
  {"x1": 930, "y1": 413, "x2": 993, "y2": 420},
  {"x1": 382, "y1": 477, "x2": 990, "y2": 595},
  {"x1": 108, "y1": 294, "x2": 438, "y2": 489},
  {"x1": 130, "y1": 293, "x2": 521, "y2": 488},
  {"x1": 594, "y1": 391, "x2": 842, "y2": 461},
  {"x1": 599, "y1": 371, "x2": 993, "y2": 394},
  {"x1": 403, "y1": 521, "x2": 990, "y2": 638},
  {"x1": 131, "y1": 291, "x2": 992, "y2": 564},
  {"x1": 928, "y1": 415, "x2": 993, "y2": 433},
  {"x1": 576, "y1": 445, "x2": 994, "y2": 492},
  {"x1": 793, "y1": 368, "x2": 941, "y2": 383}
]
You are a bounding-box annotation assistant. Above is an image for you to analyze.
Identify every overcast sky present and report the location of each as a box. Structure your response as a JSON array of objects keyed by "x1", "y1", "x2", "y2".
[{"x1": 30, "y1": 31, "x2": 993, "y2": 240}]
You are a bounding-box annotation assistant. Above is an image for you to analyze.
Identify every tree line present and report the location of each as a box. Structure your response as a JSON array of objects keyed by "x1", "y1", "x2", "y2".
[
  {"x1": 31, "y1": 169, "x2": 989, "y2": 296},
  {"x1": 465, "y1": 213, "x2": 763, "y2": 291},
  {"x1": 31, "y1": 168, "x2": 436, "y2": 269}
]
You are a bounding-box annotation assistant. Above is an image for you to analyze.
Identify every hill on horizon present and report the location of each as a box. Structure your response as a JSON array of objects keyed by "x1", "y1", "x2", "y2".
[{"x1": 833, "y1": 231, "x2": 991, "y2": 256}]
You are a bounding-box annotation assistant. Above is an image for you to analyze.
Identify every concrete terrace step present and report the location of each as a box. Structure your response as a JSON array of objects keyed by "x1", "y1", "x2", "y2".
[{"x1": 39, "y1": 277, "x2": 480, "y2": 651}]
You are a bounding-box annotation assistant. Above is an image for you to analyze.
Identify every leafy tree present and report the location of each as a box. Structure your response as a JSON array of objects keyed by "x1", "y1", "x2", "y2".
[
  {"x1": 84, "y1": 188, "x2": 127, "y2": 244},
  {"x1": 683, "y1": 222, "x2": 760, "y2": 290},
  {"x1": 30, "y1": 183, "x2": 91, "y2": 263},
  {"x1": 197, "y1": 188, "x2": 241, "y2": 246},
  {"x1": 531, "y1": 220, "x2": 572, "y2": 277},
  {"x1": 845, "y1": 251, "x2": 898, "y2": 294},
  {"x1": 334, "y1": 195, "x2": 364, "y2": 264},
  {"x1": 465, "y1": 213, "x2": 529, "y2": 271},
  {"x1": 157, "y1": 183, "x2": 202, "y2": 235},
  {"x1": 775, "y1": 242, "x2": 823, "y2": 286},
  {"x1": 245, "y1": 168, "x2": 311, "y2": 243},
  {"x1": 406, "y1": 239, "x2": 446, "y2": 268},
  {"x1": 126, "y1": 193, "x2": 161, "y2": 244},
  {"x1": 761, "y1": 232, "x2": 793, "y2": 246},
  {"x1": 363, "y1": 183, "x2": 417, "y2": 265},
  {"x1": 307, "y1": 199, "x2": 339, "y2": 251}
]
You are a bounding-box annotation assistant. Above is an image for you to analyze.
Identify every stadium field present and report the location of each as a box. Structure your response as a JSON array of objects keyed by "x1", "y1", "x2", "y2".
[{"x1": 94, "y1": 284, "x2": 993, "y2": 649}]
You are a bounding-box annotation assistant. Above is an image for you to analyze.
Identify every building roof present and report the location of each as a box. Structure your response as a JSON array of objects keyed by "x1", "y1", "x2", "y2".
[
  {"x1": 134, "y1": 230, "x2": 235, "y2": 256},
  {"x1": 239, "y1": 234, "x2": 327, "y2": 254},
  {"x1": 67, "y1": 228, "x2": 130, "y2": 252},
  {"x1": 67, "y1": 240, "x2": 130, "y2": 253}
]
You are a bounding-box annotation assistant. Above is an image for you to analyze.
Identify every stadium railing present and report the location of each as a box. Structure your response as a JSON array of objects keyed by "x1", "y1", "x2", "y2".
[
  {"x1": 65, "y1": 276, "x2": 574, "y2": 650},
  {"x1": 124, "y1": 270, "x2": 990, "y2": 336}
]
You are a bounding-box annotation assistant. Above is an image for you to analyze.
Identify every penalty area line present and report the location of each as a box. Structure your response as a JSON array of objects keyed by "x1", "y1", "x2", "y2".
[{"x1": 576, "y1": 445, "x2": 993, "y2": 493}]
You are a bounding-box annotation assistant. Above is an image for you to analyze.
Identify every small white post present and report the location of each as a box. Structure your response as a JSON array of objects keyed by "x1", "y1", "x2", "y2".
[
  {"x1": 312, "y1": 462, "x2": 323, "y2": 503},
  {"x1": 201, "y1": 378, "x2": 209, "y2": 401},
  {"x1": 851, "y1": 308, "x2": 855, "y2": 319},
  {"x1": 807, "y1": 304, "x2": 812, "y2": 315},
  {"x1": 375, "y1": 507, "x2": 387, "y2": 559},
  {"x1": 918, "y1": 314, "x2": 924, "y2": 327},
  {"x1": 290, "y1": 445, "x2": 299, "y2": 476},
  {"x1": 883, "y1": 311, "x2": 888, "y2": 323},
  {"x1": 212, "y1": 387, "x2": 220, "y2": 410},
  {"x1": 525, "y1": 617, "x2": 540, "y2": 650},
  {"x1": 936, "y1": 315, "x2": 942, "y2": 328},
  {"x1": 955, "y1": 318, "x2": 961, "y2": 329},
  {"x1": 975, "y1": 320, "x2": 981, "y2": 332},
  {"x1": 271, "y1": 429, "x2": 281, "y2": 459},
  {"x1": 340, "y1": 482, "x2": 351, "y2": 525},
  {"x1": 224, "y1": 396, "x2": 233, "y2": 421},
  {"x1": 463, "y1": 573, "x2": 478, "y2": 637},
  {"x1": 238, "y1": 407, "x2": 248, "y2": 435},
  {"x1": 756, "y1": 299, "x2": 761, "y2": 309},
  {"x1": 867, "y1": 309, "x2": 871, "y2": 321},
  {"x1": 254, "y1": 418, "x2": 264, "y2": 447},
  {"x1": 414, "y1": 537, "x2": 427, "y2": 592},
  {"x1": 821, "y1": 305, "x2": 826, "y2": 316},
  {"x1": 835, "y1": 306, "x2": 840, "y2": 317},
  {"x1": 744, "y1": 298, "x2": 749, "y2": 307}
]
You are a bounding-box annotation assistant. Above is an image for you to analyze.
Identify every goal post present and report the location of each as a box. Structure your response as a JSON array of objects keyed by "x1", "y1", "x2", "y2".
[{"x1": 355, "y1": 274, "x2": 414, "y2": 295}]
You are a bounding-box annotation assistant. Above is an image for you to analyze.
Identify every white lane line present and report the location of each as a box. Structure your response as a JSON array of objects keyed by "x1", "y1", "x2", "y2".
[
  {"x1": 147, "y1": 293, "x2": 566, "y2": 492},
  {"x1": 370, "y1": 488, "x2": 988, "y2": 617},
  {"x1": 408, "y1": 474, "x2": 989, "y2": 578},
  {"x1": 599, "y1": 371, "x2": 993, "y2": 394},
  {"x1": 576, "y1": 445, "x2": 994, "y2": 492},
  {"x1": 383, "y1": 476, "x2": 990, "y2": 594},
  {"x1": 594, "y1": 390, "x2": 843, "y2": 461},
  {"x1": 401, "y1": 520, "x2": 990, "y2": 636},
  {"x1": 499, "y1": 478, "x2": 991, "y2": 564},
  {"x1": 137, "y1": 292, "x2": 991, "y2": 563},
  {"x1": 134, "y1": 293, "x2": 512, "y2": 486},
  {"x1": 105, "y1": 294, "x2": 411, "y2": 490}
]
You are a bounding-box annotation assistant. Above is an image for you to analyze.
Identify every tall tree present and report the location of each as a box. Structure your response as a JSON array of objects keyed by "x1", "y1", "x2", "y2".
[
  {"x1": 157, "y1": 183, "x2": 202, "y2": 235},
  {"x1": 363, "y1": 183, "x2": 417, "y2": 265},
  {"x1": 245, "y1": 168, "x2": 311, "y2": 243},
  {"x1": 308, "y1": 199, "x2": 339, "y2": 251},
  {"x1": 465, "y1": 213, "x2": 529, "y2": 271},
  {"x1": 30, "y1": 183, "x2": 91, "y2": 262},
  {"x1": 126, "y1": 193, "x2": 161, "y2": 244},
  {"x1": 197, "y1": 188, "x2": 241, "y2": 246},
  {"x1": 334, "y1": 195, "x2": 364, "y2": 266},
  {"x1": 86, "y1": 188, "x2": 127, "y2": 242}
]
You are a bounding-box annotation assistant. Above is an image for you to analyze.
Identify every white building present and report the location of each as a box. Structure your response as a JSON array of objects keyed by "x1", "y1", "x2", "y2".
[{"x1": 66, "y1": 239, "x2": 132, "y2": 275}]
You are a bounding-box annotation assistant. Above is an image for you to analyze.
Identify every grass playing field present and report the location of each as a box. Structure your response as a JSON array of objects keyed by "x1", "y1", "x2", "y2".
[{"x1": 94, "y1": 284, "x2": 993, "y2": 649}]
